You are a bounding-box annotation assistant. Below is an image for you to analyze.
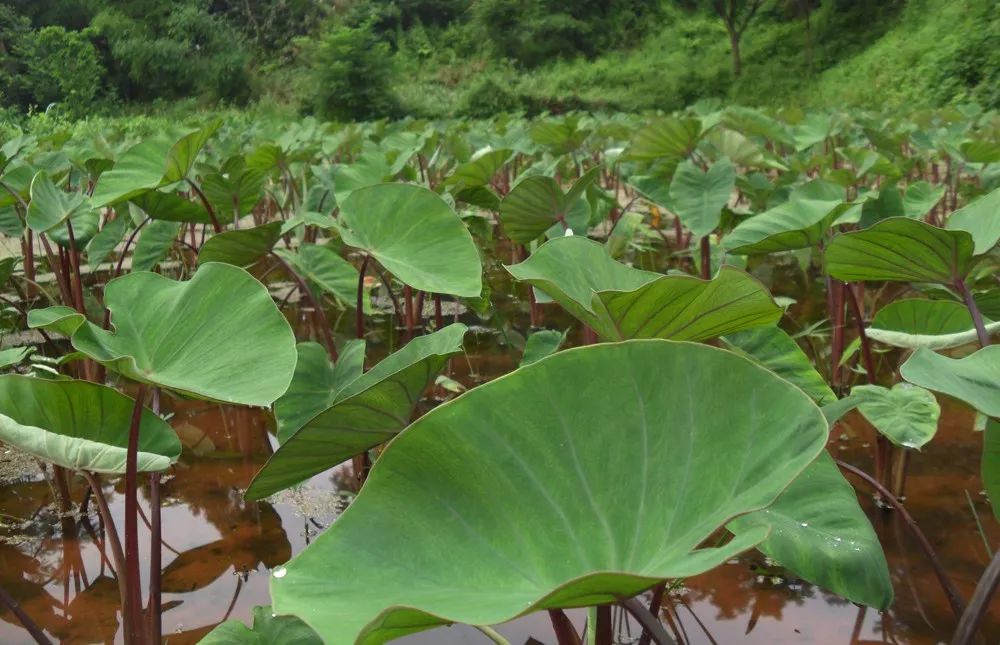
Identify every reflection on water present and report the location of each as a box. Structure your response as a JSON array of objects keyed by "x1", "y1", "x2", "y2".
[{"x1": 1, "y1": 255, "x2": 999, "y2": 643}]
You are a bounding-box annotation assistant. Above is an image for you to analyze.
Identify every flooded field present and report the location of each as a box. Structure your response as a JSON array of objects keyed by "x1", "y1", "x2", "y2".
[{"x1": 1, "y1": 254, "x2": 997, "y2": 644}]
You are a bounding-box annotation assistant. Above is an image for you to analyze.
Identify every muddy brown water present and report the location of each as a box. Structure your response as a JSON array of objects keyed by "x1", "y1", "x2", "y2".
[{"x1": 1, "y1": 252, "x2": 998, "y2": 643}]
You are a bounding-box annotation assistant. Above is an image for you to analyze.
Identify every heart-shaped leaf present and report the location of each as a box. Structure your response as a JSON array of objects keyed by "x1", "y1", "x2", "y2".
[
  {"x1": 199, "y1": 222, "x2": 283, "y2": 268},
  {"x1": 946, "y1": 186, "x2": 1000, "y2": 255},
  {"x1": 29, "y1": 263, "x2": 296, "y2": 406},
  {"x1": 507, "y1": 237, "x2": 780, "y2": 342},
  {"x1": 278, "y1": 244, "x2": 362, "y2": 308},
  {"x1": 246, "y1": 324, "x2": 468, "y2": 500},
  {"x1": 202, "y1": 606, "x2": 321, "y2": 645},
  {"x1": 91, "y1": 122, "x2": 219, "y2": 207},
  {"x1": 668, "y1": 159, "x2": 735, "y2": 239},
  {"x1": 853, "y1": 383, "x2": 941, "y2": 449},
  {"x1": 825, "y1": 218, "x2": 977, "y2": 284},
  {"x1": 26, "y1": 171, "x2": 92, "y2": 234},
  {"x1": 867, "y1": 299, "x2": 999, "y2": 349},
  {"x1": 339, "y1": 184, "x2": 482, "y2": 297},
  {"x1": 268, "y1": 340, "x2": 829, "y2": 643},
  {"x1": 722, "y1": 327, "x2": 837, "y2": 406},
  {"x1": 132, "y1": 220, "x2": 180, "y2": 272},
  {"x1": 520, "y1": 329, "x2": 567, "y2": 367},
  {"x1": 728, "y1": 452, "x2": 892, "y2": 609},
  {"x1": 0, "y1": 375, "x2": 179, "y2": 473},
  {"x1": 273, "y1": 340, "x2": 366, "y2": 442},
  {"x1": 499, "y1": 169, "x2": 599, "y2": 243},
  {"x1": 726, "y1": 180, "x2": 849, "y2": 255},
  {"x1": 900, "y1": 346, "x2": 1000, "y2": 417}
]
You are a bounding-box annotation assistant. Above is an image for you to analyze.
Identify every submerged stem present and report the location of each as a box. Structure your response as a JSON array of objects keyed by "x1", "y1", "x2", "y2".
[
  {"x1": 952, "y1": 548, "x2": 1000, "y2": 645},
  {"x1": 835, "y1": 459, "x2": 965, "y2": 619},
  {"x1": 0, "y1": 583, "x2": 52, "y2": 645},
  {"x1": 124, "y1": 385, "x2": 148, "y2": 645}
]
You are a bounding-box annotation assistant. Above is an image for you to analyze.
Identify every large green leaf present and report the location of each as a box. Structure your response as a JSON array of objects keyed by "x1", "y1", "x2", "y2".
[
  {"x1": 29, "y1": 263, "x2": 296, "y2": 406},
  {"x1": 26, "y1": 172, "x2": 91, "y2": 234},
  {"x1": 130, "y1": 191, "x2": 213, "y2": 225},
  {"x1": 668, "y1": 159, "x2": 734, "y2": 238},
  {"x1": 722, "y1": 327, "x2": 837, "y2": 406},
  {"x1": 507, "y1": 237, "x2": 780, "y2": 342},
  {"x1": 246, "y1": 324, "x2": 467, "y2": 500},
  {"x1": 946, "y1": 186, "x2": 1000, "y2": 255},
  {"x1": 201, "y1": 161, "x2": 266, "y2": 219},
  {"x1": 333, "y1": 151, "x2": 389, "y2": 206},
  {"x1": 0, "y1": 347, "x2": 34, "y2": 370},
  {"x1": 499, "y1": 169, "x2": 598, "y2": 243},
  {"x1": 339, "y1": 184, "x2": 482, "y2": 297},
  {"x1": 132, "y1": 220, "x2": 180, "y2": 272},
  {"x1": 273, "y1": 340, "x2": 366, "y2": 443},
  {"x1": 725, "y1": 180, "x2": 846, "y2": 255},
  {"x1": 625, "y1": 117, "x2": 702, "y2": 161},
  {"x1": 984, "y1": 418, "x2": 1000, "y2": 521},
  {"x1": 90, "y1": 123, "x2": 219, "y2": 207},
  {"x1": 268, "y1": 341, "x2": 828, "y2": 643},
  {"x1": 900, "y1": 346, "x2": 1000, "y2": 417},
  {"x1": 825, "y1": 218, "x2": 976, "y2": 284},
  {"x1": 867, "y1": 299, "x2": 1000, "y2": 349},
  {"x1": 443, "y1": 148, "x2": 512, "y2": 191},
  {"x1": 853, "y1": 384, "x2": 940, "y2": 449},
  {"x1": 199, "y1": 222, "x2": 283, "y2": 267},
  {"x1": 86, "y1": 215, "x2": 130, "y2": 268},
  {"x1": 282, "y1": 244, "x2": 362, "y2": 308},
  {"x1": 201, "y1": 605, "x2": 321, "y2": 645},
  {"x1": 521, "y1": 329, "x2": 567, "y2": 367},
  {"x1": 902, "y1": 181, "x2": 945, "y2": 219},
  {"x1": 0, "y1": 376, "x2": 179, "y2": 473},
  {"x1": 728, "y1": 452, "x2": 892, "y2": 610}
]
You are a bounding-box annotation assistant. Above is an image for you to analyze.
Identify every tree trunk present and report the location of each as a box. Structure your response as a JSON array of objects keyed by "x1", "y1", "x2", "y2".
[{"x1": 729, "y1": 30, "x2": 742, "y2": 78}]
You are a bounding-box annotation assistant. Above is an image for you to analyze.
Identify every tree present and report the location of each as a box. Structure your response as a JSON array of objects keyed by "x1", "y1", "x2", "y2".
[{"x1": 708, "y1": 0, "x2": 766, "y2": 78}]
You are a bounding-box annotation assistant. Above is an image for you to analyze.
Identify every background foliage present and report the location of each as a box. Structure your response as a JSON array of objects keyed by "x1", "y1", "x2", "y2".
[{"x1": 0, "y1": 0, "x2": 997, "y2": 122}]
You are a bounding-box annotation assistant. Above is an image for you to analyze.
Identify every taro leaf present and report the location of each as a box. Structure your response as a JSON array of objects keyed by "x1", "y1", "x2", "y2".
[
  {"x1": 902, "y1": 181, "x2": 945, "y2": 219},
  {"x1": 853, "y1": 384, "x2": 940, "y2": 449},
  {"x1": 201, "y1": 163, "x2": 266, "y2": 218},
  {"x1": 721, "y1": 327, "x2": 837, "y2": 406},
  {"x1": 29, "y1": 263, "x2": 296, "y2": 406},
  {"x1": 245, "y1": 324, "x2": 467, "y2": 500},
  {"x1": 867, "y1": 299, "x2": 1000, "y2": 349},
  {"x1": 728, "y1": 452, "x2": 892, "y2": 610},
  {"x1": 91, "y1": 122, "x2": 220, "y2": 207},
  {"x1": 825, "y1": 218, "x2": 976, "y2": 284},
  {"x1": 277, "y1": 245, "x2": 363, "y2": 309},
  {"x1": 132, "y1": 220, "x2": 180, "y2": 272},
  {"x1": 274, "y1": 340, "x2": 366, "y2": 443},
  {"x1": 333, "y1": 150, "x2": 389, "y2": 206},
  {"x1": 46, "y1": 208, "x2": 100, "y2": 249},
  {"x1": 201, "y1": 605, "x2": 321, "y2": 645},
  {"x1": 960, "y1": 141, "x2": 1000, "y2": 164},
  {"x1": 499, "y1": 168, "x2": 599, "y2": 243},
  {"x1": 725, "y1": 181, "x2": 846, "y2": 255},
  {"x1": 900, "y1": 346, "x2": 1000, "y2": 417},
  {"x1": 625, "y1": 117, "x2": 703, "y2": 162},
  {"x1": 858, "y1": 187, "x2": 905, "y2": 227},
  {"x1": 507, "y1": 237, "x2": 779, "y2": 342},
  {"x1": 443, "y1": 148, "x2": 512, "y2": 192},
  {"x1": 0, "y1": 347, "x2": 34, "y2": 370},
  {"x1": 520, "y1": 329, "x2": 567, "y2": 367},
  {"x1": 130, "y1": 191, "x2": 212, "y2": 225},
  {"x1": 0, "y1": 257, "x2": 17, "y2": 286},
  {"x1": 27, "y1": 305, "x2": 82, "y2": 336},
  {"x1": 984, "y1": 418, "x2": 1000, "y2": 521},
  {"x1": 86, "y1": 215, "x2": 130, "y2": 268},
  {"x1": 26, "y1": 172, "x2": 91, "y2": 234},
  {"x1": 946, "y1": 186, "x2": 1000, "y2": 255},
  {"x1": 199, "y1": 222, "x2": 282, "y2": 267},
  {"x1": 668, "y1": 159, "x2": 735, "y2": 239},
  {"x1": 0, "y1": 375, "x2": 179, "y2": 473},
  {"x1": 338, "y1": 184, "x2": 482, "y2": 297},
  {"x1": 268, "y1": 341, "x2": 829, "y2": 642}
]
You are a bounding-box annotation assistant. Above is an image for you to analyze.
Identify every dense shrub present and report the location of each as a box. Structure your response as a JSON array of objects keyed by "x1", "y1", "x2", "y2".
[
  {"x1": 91, "y1": 3, "x2": 251, "y2": 104},
  {"x1": 0, "y1": 10, "x2": 105, "y2": 115},
  {"x1": 471, "y1": 0, "x2": 660, "y2": 66},
  {"x1": 297, "y1": 21, "x2": 400, "y2": 121}
]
